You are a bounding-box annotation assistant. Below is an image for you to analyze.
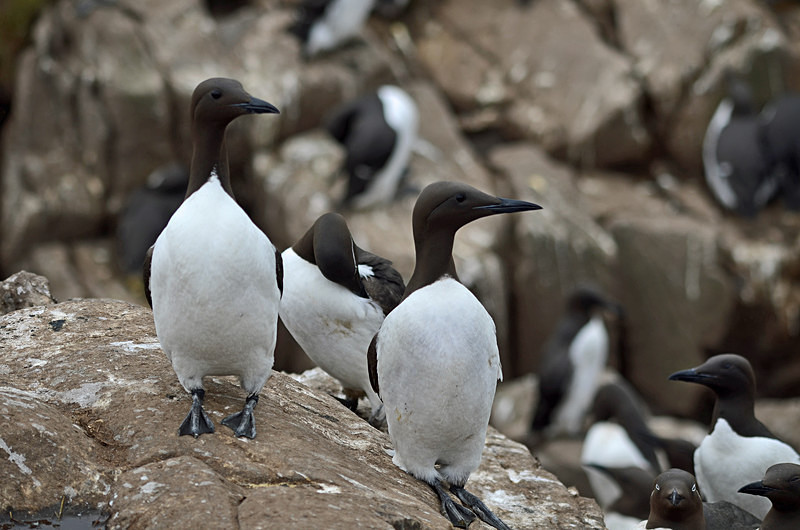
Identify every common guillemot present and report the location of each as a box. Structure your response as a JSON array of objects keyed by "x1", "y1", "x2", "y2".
[
  {"x1": 739, "y1": 462, "x2": 800, "y2": 530},
  {"x1": 324, "y1": 85, "x2": 419, "y2": 210},
  {"x1": 531, "y1": 286, "x2": 621, "y2": 437},
  {"x1": 288, "y1": 0, "x2": 375, "y2": 58},
  {"x1": 279, "y1": 212, "x2": 404, "y2": 425},
  {"x1": 145, "y1": 78, "x2": 282, "y2": 439},
  {"x1": 669, "y1": 354, "x2": 800, "y2": 518},
  {"x1": 367, "y1": 181, "x2": 541, "y2": 529}
]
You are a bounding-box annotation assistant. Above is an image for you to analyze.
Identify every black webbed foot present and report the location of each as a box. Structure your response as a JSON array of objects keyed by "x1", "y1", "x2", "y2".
[
  {"x1": 451, "y1": 484, "x2": 512, "y2": 530},
  {"x1": 178, "y1": 389, "x2": 215, "y2": 438},
  {"x1": 429, "y1": 480, "x2": 476, "y2": 528},
  {"x1": 222, "y1": 394, "x2": 258, "y2": 439}
]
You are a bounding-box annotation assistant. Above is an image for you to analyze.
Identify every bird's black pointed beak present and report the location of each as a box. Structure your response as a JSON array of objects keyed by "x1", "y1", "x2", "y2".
[
  {"x1": 473, "y1": 197, "x2": 542, "y2": 214},
  {"x1": 668, "y1": 368, "x2": 716, "y2": 384},
  {"x1": 668, "y1": 489, "x2": 683, "y2": 506},
  {"x1": 233, "y1": 97, "x2": 280, "y2": 114},
  {"x1": 739, "y1": 481, "x2": 775, "y2": 497}
]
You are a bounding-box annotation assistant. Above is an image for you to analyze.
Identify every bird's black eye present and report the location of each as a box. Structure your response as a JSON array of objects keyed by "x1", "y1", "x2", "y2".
[
  {"x1": 455, "y1": 193, "x2": 466, "y2": 203},
  {"x1": 655, "y1": 484, "x2": 660, "y2": 491},
  {"x1": 722, "y1": 362, "x2": 732, "y2": 370},
  {"x1": 691, "y1": 483, "x2": 697, "y2": 492},
  {"x1": 211, "y1": 89, "x2": 222, "y2": 100}
]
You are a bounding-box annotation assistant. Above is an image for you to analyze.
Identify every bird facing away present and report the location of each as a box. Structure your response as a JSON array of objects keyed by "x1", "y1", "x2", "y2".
[
  {"x1": 279, "y1": 212, "x2": 404, "y2": 425},
  {"x1": 324, "y1": 85, "x2": 419, "y2": 210},
  {"x1": 702, "y1": 71, "x2": 777, "y2": 217},
  {"x1": 288, "y1": 0, "x2": 375, "y2": 58},
  {"x1": 669, "y1": 354, "x2": 800, "y2": 518},
  {"x1": 367, "y1": 181, "x2": 542, "y2": 529},
  {"x1": 144, "y1": 78, "x2": 282, "y2": 439},
  {"x1": 640, "y1": 469, "x2": 705, "y2": 530},
  {"x1": 739, "y1": 462, "x2": 800, "y2": 530},
  {"x1": 531, "y1": 286, "x2": 621, "y2": 437}
]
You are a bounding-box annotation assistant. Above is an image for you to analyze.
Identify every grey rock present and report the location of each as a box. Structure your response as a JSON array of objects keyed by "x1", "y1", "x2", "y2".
[
  {"x1": 0, "y1": 297, "x2": 605, "y2": 529},
  {"x1": 0, "y1": 270, "x2": 56, "y2": 314}
]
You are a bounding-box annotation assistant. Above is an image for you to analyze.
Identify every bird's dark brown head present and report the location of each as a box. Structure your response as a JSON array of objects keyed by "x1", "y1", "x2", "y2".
[
  {"x1": 647, "y1": 468, "x2": 704, "y2": 528},
  {"x1": 739, "y1": 463, "x2": 800, "y2": 512},
  {"x1": 191, "y1": 77, "x2": 279, "y2": 127},
  {"x1": 668, "y1": 353, "x2": 756, "y2": 399}
]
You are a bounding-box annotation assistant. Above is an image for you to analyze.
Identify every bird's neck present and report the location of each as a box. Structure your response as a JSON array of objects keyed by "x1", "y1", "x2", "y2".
[
  {"x1": 761, "y1": 508, "x2": 800, "y2": 529},
  {"x1": 711, "y1": 393, "x2": 759, "y2": 435},
  {"x1": 404, "y1": 229, "x2": 458, "y2": 299},
  {"x1": 187, "y1": 125, "x2": 234, "y2": 199}
]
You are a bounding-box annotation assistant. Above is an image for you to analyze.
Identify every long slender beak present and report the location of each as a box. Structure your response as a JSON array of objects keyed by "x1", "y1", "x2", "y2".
[
  {"x1": 668, "y1": 368, "x2": 716, "y2": 384},
  {"x1": 473, "y1": 197, "x2": 542, "y2": 214},
  {"x1": 738, "y1": 481, "x2": 775, "y2": 497},
  {"x1": 233, "y1": 97, "x2": 280, "y2": 114}
]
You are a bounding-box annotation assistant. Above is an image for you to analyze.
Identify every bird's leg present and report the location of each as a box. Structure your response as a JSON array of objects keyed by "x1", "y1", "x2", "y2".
[
  {"x1": 222, "y1": 394, "x2": 259, "y2": 439},
  {"x1": 367, "y1": 404, "x2": 385, "y2": 429},
  {"x1": 450, "y1": 484, "x2": 512, "y2": 530},
  {"x1": 428, "y1": 479, "x2": 476, "y2": 528},
  {"x1": 178, "y1": 388, "x2": 215, "y2": 437}
]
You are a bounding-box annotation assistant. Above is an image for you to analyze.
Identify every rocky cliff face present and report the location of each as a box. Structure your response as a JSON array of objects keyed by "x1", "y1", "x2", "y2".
[
  {"x1": 1, "y1": 0, "x2": 800, "y2": 418},
  {"x1": 0, "y1": 278, "x2": 603, "y2": 529}
]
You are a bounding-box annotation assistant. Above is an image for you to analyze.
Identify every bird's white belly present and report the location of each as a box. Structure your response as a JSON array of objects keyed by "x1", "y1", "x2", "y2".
[
  {"x1": 695, "y1": 418, "x2": 800, "y2": 519},
  {"x1": 150, "y1": 181, "x2": 279, "y2": 392},
  {"x1": 280, "y1": 249, "x2": 383, "y2": 394},
  {"x1": 378, "y1": 278, "x2": 501, "y2": 484}
]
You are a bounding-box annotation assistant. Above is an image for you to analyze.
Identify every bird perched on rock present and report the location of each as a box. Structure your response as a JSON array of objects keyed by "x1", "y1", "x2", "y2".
[
  {"x1": 702, "y1": 71, "x2": 778, "y2": 217},
  {"x1": 531, "y1": 286, "x2": 621, "y2": 437},
  {"x1": 669, "y1": 354, "x2": 800, "y2": 518},
  {"x1": 583, "y1": 463, "x2": 654, "y2": 527},
  {"x1": 368, "y1": 181, "x2": 541, "y2": 529},
  {"x1": 324, "y1": 85, "x2": 419, "y2": 210},
  {"x1": 117, "y1": 163, "x2": 188, "y2": 278},
  {"x1": 279, "y1": 212, "x2": 404, "y2": 425},
  {"x1": 288, "y1": 0, "x2": 375, "y2": 58},
  {"x1": 739, "y1": 462, "x2": 800, "y2": 530},
  {"x1": 145, "y1": 78, "x2": 282, "y2": 439},
  {"x1": 638, "y1": 468, "x2": 705, "y2": 530}
]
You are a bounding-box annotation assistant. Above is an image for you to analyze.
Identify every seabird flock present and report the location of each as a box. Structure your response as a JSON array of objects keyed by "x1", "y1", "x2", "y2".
[{"x1": 134, "y1": 3, "x2": 800, "y2": 529}]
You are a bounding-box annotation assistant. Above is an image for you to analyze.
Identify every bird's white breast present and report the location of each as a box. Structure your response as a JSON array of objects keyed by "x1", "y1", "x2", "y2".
[
  {"x1": 280, "y1": 248, "x2": 384, "y2": 394},
  {"x1": 377, "y1": 277, "x2": 501, "y2": 483},
  {"x1": 306, "y1": 0, "x2": 374, "y2": 56},
  {"x1": 150, "y1": 176, "x2": 279, "y2": 390},
  {"x1": 552, "y1": 314, "x2": 608, "y2": 435},
  {"x1": 702, "y1": 98, "x2": 738, "y2": 210},
  {"x1": 694, "y1": 417, "x2": 800, "y2": 519},
  {"x1": 581, "y1": 422, "x2": 654, "y2": 509}
]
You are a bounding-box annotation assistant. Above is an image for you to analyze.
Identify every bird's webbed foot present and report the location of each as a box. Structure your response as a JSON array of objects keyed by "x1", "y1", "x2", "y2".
[
  {"x1": 429, "y1": 480, "x2": 476, "y2": 528},
  {"x1": 178, "y1": 388, "x2": 215, "y2": 437},
  {"x1": 451, "y1": 484, "x2": 512, "y2": 530},
  {"x1": 221, "y1": 394, "x2": 259, "y2": 439}
]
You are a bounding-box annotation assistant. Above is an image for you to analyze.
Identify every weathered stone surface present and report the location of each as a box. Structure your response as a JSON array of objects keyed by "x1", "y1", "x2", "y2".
[
  {"x1": 0, "y1": 298, "x2": 605, "y2": 528},
  {"x1": 0, "y1": 270, "x2": 55, "y2": 314},
  {"x1": 413, "y1": 0, "x2": 650, "y2": 167}
]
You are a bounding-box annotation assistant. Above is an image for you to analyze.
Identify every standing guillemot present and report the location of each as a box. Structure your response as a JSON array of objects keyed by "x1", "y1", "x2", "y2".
[
  {"x1": 758, "y1": 93, "x2": 800, "y2": 211},
  {"x1": 279, "y1": 212, "x2": 404, "y2": 425},
  {"x1": 324, "y1": 86, "x2": 419, "y2": 210},
  {"x1": 669, "y1": 354, "x2": 800, "y2": 518},
  {"x1": 367, "y1": 181, "x2": 541, "y2": 529},
  {"x1": 702, "y1": 72, "x2": 777, "y2": 217},
  {"x1": 739, "y1": 463, "x2": 800, "y2": 530},
  {"x1": 144, "y1": 78, "x2": 282, "y2": 439},
  {"x1": 288, "y1": 0, "x2": 375, "y2": 58},
  {"x1": 531, "y1": 286, "x2": 621, "y2": 437}
]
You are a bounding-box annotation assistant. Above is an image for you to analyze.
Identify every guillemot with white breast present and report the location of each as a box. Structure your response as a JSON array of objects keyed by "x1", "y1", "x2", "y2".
[
  {"x1": 669, "y1": 354, "x2": 800, "y2": 519},
  {"x1": 144, "y1": 78, "x2": 282, "y2": 439},
  {"x1": 739, "y1": 462, "x2": 800, "y2": 530},
  {"x1": 324, "y1": 85, "x2": 419, "y2": 210},
  {"x1": 367, "y1": 181, "x2": 541, "y2": 529},
  {"x1": 279, "y1": 212, "x2": 404, "y2": 425}
]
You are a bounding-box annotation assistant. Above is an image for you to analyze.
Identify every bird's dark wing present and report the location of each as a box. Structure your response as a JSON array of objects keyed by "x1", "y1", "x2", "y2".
[
  {"x1": 356, "y1": 246, "x2": 405, "y2": 315},
  {"x1": 702, "y1": 500, "x2": 761, "y2": 530},
  {"x1": 531, "y1": 340, "x2": 571, "y2": 431},
  {"x1": 287, "y1": 0, "x2": 331, "y2": 41},
  {"x1": 275, "y1": 247, "x2": 284, "y2": 297},
  {"x1": 143, "y1": 245, "x2": 154, "y2": 308},
  {"x1": 367, "y1": 333, "x2": 380, "y2": 397}
]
